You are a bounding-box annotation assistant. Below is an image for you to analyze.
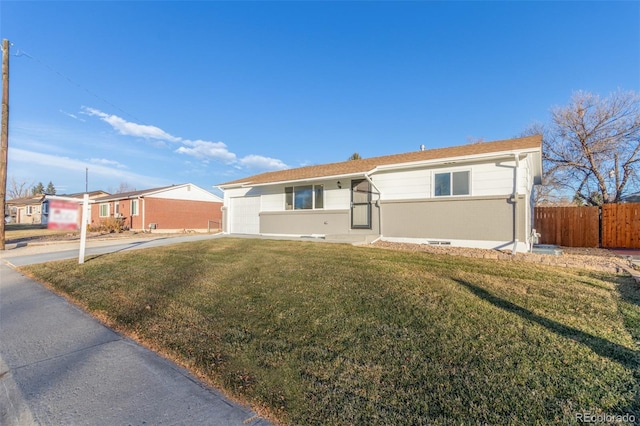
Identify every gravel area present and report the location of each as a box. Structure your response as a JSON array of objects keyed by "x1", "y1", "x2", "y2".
[{"x1": 370, "y1": 241, "x2": 633, "y2": 274}]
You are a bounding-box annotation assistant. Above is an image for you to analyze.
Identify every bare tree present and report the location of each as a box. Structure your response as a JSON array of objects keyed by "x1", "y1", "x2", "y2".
[
  {"x1": 113, "y1": 182, "x2": 136, "y2": 194},
  {"x1": 542, "y1": 90, "x2": 640, "y2": 205},
  {"x1": 466, "y1": 136, "x2": 485, "y2": 144},
  {"x1": 519, "y1": 123, "x2": 566, "y2": 205},
  {"x1": 7, "y1": 176, "x2": 32, "y2": 199}
]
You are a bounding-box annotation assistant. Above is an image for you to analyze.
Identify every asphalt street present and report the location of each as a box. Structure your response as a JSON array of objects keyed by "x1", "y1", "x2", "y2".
[{"x1": 0, "y1": 234, "x2": 271, "y2": 426}]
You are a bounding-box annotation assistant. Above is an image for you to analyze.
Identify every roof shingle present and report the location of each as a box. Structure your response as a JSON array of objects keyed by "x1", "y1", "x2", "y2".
[{"x1": 219, "y1": 135, "x2": 542, "y2": 187}]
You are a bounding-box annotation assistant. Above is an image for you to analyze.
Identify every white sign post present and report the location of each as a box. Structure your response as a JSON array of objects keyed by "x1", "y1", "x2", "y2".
[{"x1": 79, "y1": 193, "x2": 89, "y2": 264}]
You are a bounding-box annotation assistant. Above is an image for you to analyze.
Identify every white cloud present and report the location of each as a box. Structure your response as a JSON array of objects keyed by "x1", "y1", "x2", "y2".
[
  {"x1": 82, "y1": 107, "x2": 181, "y2": 142},
  {"x1": 89, "y1": 158, "x2": 128, "y2": 169},
  {"x1": 83, "y1": 106, "x2": 290, "y2": 173},
  {"x1": 238, "y1": 154, "x2": 288, "y2": 171},
  {"x1": 60, "y1": 110, "x2": 85, "y2": 122},
  {"x1": 176, "y1": 140, "x2": 237, "y2": 164},
  {"x1": 8, "y1": 147, "x2": 166, "y2": 189}
]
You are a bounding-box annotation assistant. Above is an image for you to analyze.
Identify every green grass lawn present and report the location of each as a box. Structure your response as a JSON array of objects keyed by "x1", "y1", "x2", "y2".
[{"x1": 22, "y1": 238, "x2": 640, "y2": 425}]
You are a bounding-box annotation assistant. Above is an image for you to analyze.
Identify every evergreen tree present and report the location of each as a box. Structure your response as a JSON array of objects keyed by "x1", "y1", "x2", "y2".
[
  {"x1": 32, "y1": 182, "x2": 45, "y2": 195},
  {"x1": 46, "y1": 181, "x2": 56, "y2": 195}
]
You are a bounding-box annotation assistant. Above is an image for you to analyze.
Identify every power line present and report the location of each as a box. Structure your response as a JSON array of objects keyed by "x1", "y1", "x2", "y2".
[{"x1": 8, "y1": 43, "x2": 145, "y2": 125}]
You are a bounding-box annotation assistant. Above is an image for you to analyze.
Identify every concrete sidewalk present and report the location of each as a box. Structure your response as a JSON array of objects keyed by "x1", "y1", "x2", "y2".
[{"x1": 0, "y1": 263, "x2": 270, "y2": 425}]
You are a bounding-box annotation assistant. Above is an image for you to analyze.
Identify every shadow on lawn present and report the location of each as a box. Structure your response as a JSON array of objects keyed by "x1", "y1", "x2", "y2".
[
  {"x1": 454, "y1": 278, "x2": 639, "y2": 371},
  {"x1": 617, "y1": 276, "x2": 640, "y2": 307},
  {"x1": 615, "y1": 277, "x2": 640, "y2": 349}
]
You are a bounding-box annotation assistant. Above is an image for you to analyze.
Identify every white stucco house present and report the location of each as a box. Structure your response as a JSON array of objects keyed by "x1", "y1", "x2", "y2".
[{"x1": 217, "y1": 135, "x2": 542, "y2": 253}]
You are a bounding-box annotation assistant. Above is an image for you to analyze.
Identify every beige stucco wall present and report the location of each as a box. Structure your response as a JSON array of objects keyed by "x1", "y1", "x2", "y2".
[
  {"x1": 260, "y1": 205, "x2": 381, "y2": 236},
  {"x1": 380, "y1": 195, "x2": 526, "y2": 241},
  {"x1": 17, "y1": 206, "x2": 43, "y2": 225}
]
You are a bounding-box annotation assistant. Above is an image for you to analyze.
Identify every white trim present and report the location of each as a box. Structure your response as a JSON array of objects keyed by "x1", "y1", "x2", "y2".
[
  {"x1": 45, "y1": 195, "x2": 95, "y2": 204},
  {"x1": 372, "y1": 149, "x2": 540, "y2": 174},
  {"x1": 224, "y1": 172, "x2": 370, "y2": 189},
  {"x1": 99, "y1": 203, "x2": 110, "y2": 218},
  {"x1": 260, "y1": 233, "x2": 326, "y2": 239},
  {"x1": 381, "y1": 236, "x2": 529, "y2": 253}
]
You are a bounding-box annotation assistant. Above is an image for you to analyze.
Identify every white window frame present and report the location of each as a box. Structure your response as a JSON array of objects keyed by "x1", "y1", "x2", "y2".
[
  {"x1": 114, "y1": 202, "x2": 121, "y2": 217},
  {"x1": 26, "y1": 205, "x2": 34, "y2": 216},
  {"x1": 131, "y1": 199, "x2": 139, "y2": 216},
  {"x1": 433, "y1": 169, "x2": 471, "y2": 197},
  {"x1": 99, "y1": 203, "x2": 110, "y2": 217},
  {"x1": 285, "y1": 184, "x2": 324, "y2": 210}
]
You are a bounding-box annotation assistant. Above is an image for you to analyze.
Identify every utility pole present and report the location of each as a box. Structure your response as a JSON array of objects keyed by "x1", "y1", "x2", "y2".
[{"x1": 0, "y1": 39, "x2": 10, "y2": 250}]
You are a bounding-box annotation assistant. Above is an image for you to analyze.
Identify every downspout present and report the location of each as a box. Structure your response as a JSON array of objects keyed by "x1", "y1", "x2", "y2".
[
  {"x1": 364, "y1": 173, "x2": 383, "y2": 243},
  {"x1": 512, "y1": 154, "x2": 520, "y2": 255}
]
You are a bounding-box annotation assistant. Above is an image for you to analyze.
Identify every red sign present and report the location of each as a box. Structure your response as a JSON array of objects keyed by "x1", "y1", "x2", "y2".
[{"x1": 48, "y1": 200, "x2": 79, "y2": 230}]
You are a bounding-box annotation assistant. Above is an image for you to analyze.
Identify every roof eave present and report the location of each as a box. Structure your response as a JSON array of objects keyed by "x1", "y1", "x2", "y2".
[
  {"x1": 371, "y1": 147, "x2": 542, "y2": 173},
  {"x1": 224, "y1": 169, "x2": 375, "y2": 190}
]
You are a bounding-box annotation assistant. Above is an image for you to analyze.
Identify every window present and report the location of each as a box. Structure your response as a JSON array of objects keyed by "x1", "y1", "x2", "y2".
[
  {"x1": 26, "y1": 206, "x2": 33, "y2": 215},
  {"x1": 99, "y1": 203, "x2": 110, "y2": 217},
  {"x1": 285, "y1": 185, "x2": 324, "y2": 210},
  {"x1": 314, "y1": 185, "x2": 324, "y2": 209},
  {"x1": 434, "y1": 171, "x2": 470, "y2": 196},
  {"x1": 285, "y1": 187, "x2": 293, "y2": 210},
  {"x1": 114, "y1": 202, "x2": 121, "y2": 217},
  {"x1": 131, "y1": 199, "x2": 139, "y2": 216}
]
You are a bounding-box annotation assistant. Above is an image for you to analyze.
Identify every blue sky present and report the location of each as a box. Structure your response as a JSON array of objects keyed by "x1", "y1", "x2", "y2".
[{"x1": 1, "y1": 1, "x2": 638, "y2": 196}]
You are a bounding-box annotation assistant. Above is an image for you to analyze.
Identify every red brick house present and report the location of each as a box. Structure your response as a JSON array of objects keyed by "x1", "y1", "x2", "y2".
[{"x1": 90, "y1": 183, "x2": 223, "y2": 232}]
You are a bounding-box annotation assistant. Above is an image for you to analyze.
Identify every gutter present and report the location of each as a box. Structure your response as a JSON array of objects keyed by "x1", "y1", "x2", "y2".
[
  {"x1": 371, "y1": 149, "x2": 540, "y2": 174},
  {"x1": 226, "y1": 171, "x2": 376, "y2": 189},
  {"x1": 512, "y1": 154, "x2": 520, "y2": 255}
]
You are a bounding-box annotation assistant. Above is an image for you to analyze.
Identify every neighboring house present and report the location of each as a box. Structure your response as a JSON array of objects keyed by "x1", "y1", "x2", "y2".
[
  {"x1": 217, "y1": 135, "x2": 543, "y2": 253},
  {"x1": 52, "y1": 191, "x2": 111, "y2": 227},
  {"x1": 90, "y1": 183, "x2": 223, "y2": 232},
  {"x1": 7, "y1": 191, "x2": 110, "y2": 227},
  {"x1": 6, "y1": 195, "x2": 48, "y2": 225}
]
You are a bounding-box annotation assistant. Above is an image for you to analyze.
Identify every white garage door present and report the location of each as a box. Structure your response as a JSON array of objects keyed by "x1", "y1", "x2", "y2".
[{"x1": 229, "y1": 197, "x2": 261, "y2": 234}]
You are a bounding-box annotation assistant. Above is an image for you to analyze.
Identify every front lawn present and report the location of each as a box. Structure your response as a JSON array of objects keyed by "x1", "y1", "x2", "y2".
[{"x1": 22, "y1": 238, "x2": 640, "y2": 425}]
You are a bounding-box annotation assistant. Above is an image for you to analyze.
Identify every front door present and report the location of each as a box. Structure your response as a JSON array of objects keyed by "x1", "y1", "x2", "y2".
[{"x1": 351, "y1": 179, "x2": 371, "y2": 229}]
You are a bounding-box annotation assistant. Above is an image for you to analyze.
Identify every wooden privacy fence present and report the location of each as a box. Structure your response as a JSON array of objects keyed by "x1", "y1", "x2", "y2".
[
  {"x1": 534, "y1": 206, "x2": 599, "y2": 247},
  {"x1": 534, "y1": 203, "x2": 640, "y2": 249},
  {"x1": 601, "y1": 203, "x2": 640, "y2": 248}
]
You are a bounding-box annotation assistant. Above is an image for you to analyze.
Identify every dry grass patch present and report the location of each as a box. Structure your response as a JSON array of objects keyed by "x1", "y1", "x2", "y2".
[
  {"x1": 6, "y1": 223, "x2": 74, "y2": 242},
  {"x1": 23, "y1": 238, "x2": 639, "y2": 425}
]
